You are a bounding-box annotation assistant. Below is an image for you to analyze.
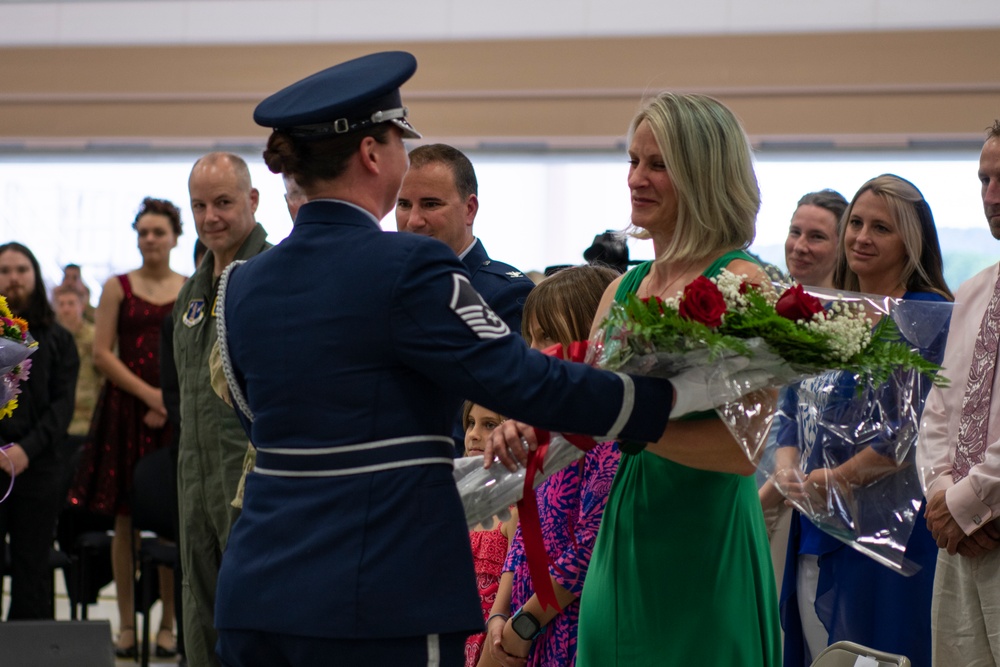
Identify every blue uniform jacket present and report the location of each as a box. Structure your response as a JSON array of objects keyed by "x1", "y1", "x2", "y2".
[
  {"x1": 214, "y1": 200, "x2": 673, "y2": 640},
  {"x1": 462, "y1": 238, "x2": 534, "y2": 336},
  {"x1": 453, "y1": 239, "x2": 535, "y2": 449}
]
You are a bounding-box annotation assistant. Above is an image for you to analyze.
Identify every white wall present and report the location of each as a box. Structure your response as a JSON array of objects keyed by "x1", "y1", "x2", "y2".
[
  {"x1": 1, "y1": 0, "x2": 999, "y2": 47},
  {"x1": 1, "y1": 147, "x2": 992, "y2": 304}
]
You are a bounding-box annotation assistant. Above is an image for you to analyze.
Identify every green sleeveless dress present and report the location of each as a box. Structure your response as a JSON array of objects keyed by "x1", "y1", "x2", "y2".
[{"x1": 577, "y1": 250, "x2": 781, "y2": 666}]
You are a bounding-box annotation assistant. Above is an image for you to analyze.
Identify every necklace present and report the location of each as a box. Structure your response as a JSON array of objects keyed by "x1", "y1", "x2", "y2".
[
  {"x1": 639, "y1": 263, "x2": 697, "y2": 300},
  {"x1": 132, "y1": 270, "x2": 178, "y2": 304}
]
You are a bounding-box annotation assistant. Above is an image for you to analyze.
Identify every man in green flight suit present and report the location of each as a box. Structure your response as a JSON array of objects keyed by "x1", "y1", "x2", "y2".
[{"x1": 174, "y1": 152, "x2": 271, "y2": 667}]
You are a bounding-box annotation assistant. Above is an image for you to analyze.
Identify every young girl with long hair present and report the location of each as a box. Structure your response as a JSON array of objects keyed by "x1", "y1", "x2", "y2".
[{"x1": 484, "y1": 264, "x2": 620, "y2": 666}]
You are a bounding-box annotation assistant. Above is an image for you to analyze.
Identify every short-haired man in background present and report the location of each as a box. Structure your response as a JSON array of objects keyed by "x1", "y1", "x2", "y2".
[
  {"x1": 174, "y1": 152, "x2": 271, "y2": 667},
  {"x1": 919, "y1": 120, "x2": 1000, "y2": 665},
  {"x1": 396, "y1": 144, "x2": 534, "y2": 334}
]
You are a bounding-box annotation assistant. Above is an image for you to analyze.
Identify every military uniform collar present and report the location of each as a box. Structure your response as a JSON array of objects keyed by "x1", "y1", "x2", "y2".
[
  {"x1": 235, "y1": 222, "x2": 270, "y2": 261},
  {"x1": 200, "y1": 222, "x2": 270, "y2": 276},
  {"x1": 456, "y1": 237, "x2": 479, "y2": 261},
  {"x1": 462, "y1": 237, "x2": 489, "y2": 272},
  {"x1": 295, "y1": 199, "x2": 381, "y2": 230}
]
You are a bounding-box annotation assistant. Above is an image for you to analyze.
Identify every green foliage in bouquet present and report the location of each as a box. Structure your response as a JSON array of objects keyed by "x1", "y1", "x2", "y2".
[
  {"x1": 852, "y1": 315, "x2": 948, "y2": 388},
  {"x1": 604, "y1": 292, "x2": 752, "y2": 360}
]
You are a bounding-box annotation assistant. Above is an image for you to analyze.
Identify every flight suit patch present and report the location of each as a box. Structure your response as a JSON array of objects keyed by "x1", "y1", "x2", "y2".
[{"x1": 183, "y1": 299, "x2": 206, "y2": 327}]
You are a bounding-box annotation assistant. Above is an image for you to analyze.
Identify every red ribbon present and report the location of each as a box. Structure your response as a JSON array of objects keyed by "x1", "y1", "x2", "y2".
[{"x1": 516, "y1": 341, "x2": 598, "y2": 611}]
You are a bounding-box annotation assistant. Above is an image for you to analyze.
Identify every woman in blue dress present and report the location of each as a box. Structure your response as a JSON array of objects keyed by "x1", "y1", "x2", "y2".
[{"x1": 774, "y1": 174, "x2": 953, "y2": 666}]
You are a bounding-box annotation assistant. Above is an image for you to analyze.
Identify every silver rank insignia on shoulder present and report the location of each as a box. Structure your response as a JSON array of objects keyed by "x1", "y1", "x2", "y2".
[
  {"x1": 449, "y1": 274, "x2": 510, "y2": 339},
  {"x1": 183, "y1": 299, "x2": 206, "y2": 327},
  {"x1": 506, "y1": 271, "x2": 523, "y2": 278}
]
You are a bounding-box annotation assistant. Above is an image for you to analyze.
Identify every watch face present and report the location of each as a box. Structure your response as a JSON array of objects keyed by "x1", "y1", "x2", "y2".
[{"x1": 512, "y1": 611, "x2": 540, "y2": 640}]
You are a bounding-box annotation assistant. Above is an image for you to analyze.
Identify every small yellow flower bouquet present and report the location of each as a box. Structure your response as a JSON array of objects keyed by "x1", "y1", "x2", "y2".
[{"x1": 0, "y1": 296, "x2": 37, "y2": 420}]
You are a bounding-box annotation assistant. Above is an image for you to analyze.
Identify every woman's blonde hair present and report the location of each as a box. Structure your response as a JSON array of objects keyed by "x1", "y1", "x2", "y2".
[
  {"x1": 628, "y1": 93, "x2": 760, "y2": 263},
  {"x1": 833, "y1": 174, "x2": 953, "y2": 300},
  {"x1": 521, "y1": 265, "x2": 620, "y2": 348}
]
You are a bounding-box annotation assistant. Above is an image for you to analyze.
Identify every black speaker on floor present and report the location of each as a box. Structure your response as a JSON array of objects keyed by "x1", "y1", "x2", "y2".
[{"x1": 0, "y1": 620, "x2": 114, "y2": 666}]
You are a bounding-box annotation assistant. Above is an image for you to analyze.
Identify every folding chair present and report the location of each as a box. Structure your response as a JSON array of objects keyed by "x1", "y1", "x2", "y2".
[
  {"x1": 131, "y1": 446, "x2": 181, "y2": 667},
  {"x1": 811, "y1": 640, "x2": 911, "y2": 667}
]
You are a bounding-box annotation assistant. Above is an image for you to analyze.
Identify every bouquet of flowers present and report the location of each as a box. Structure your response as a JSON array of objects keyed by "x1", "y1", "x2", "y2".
[
  {"x1": 0, "y1": 295, "x2": 36, "y2": 503},
  {"x1": 591, "y1": 271, "x2": 951, "y2": 572},
  {"x1": 0, "y1": 296, "x2": 36, "y2": 421},
  {"x1": 455, "y1": 271, "x2": 951, "y2": 573},
  {"x1": 757, "y1": 291, "x2": 952, "y2": 572},
  {"x1": 591, "y1": 270, "x2": 944, "y2": 397}
]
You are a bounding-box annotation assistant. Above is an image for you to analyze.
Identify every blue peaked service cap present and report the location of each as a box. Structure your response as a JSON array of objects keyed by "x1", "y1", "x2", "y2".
[{"x1": 254, "y1": 51, "x2": 421, "y2": 140}]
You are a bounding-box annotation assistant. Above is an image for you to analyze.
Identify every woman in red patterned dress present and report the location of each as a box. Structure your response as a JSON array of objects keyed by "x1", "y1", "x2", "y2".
[{"x1": 68, "y1": 197, "x2": 188, "y2": 657}]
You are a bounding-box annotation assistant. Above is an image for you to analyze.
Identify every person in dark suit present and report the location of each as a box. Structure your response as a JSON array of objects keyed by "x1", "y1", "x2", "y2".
[
  {"x1": 0, "y1": 242, "x2": 78, "y2": 620},
  {"x1": 395, "y1": 143, "x2": 535, "y2": 334},
  {"x1": 211, "y1": 51, "x2": 701, "y2": 667}
]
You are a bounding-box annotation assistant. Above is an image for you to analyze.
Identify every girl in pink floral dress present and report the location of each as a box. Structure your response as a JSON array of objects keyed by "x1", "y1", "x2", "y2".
[{"x1": 484, "y1": 265, "x2": 620, "y2": 666}]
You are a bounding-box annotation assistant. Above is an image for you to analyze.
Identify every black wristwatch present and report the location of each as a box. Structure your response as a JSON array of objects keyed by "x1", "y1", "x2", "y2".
[{"x1": 510, "y1": 608, "x2": 544, "y2": 641}]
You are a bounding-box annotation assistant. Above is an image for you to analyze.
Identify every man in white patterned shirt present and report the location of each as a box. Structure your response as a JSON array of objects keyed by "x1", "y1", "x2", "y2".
[{"x1": 918, "y1": 119, "x2": 1000, "y2": 665}]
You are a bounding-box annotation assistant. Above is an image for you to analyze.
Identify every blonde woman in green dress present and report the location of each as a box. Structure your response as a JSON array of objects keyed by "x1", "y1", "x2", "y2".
[{"x1": 575, "y1": 93, "x2": 781, "y2": 666}]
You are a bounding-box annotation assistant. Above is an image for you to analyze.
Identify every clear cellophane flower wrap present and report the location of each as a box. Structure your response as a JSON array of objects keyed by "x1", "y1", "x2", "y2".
[
  {"x1": 454, "y1": 341, "x2": 600, "y2": 530},
  {"x1": 0, "y1": 336, "x2": 33, "y2": 375},
  {"x1": 751, "y1": 290, "x2": 953, "y2": 573},
  {"x1": 454, "y1": 437, "x2": 584, "y2": 529}
]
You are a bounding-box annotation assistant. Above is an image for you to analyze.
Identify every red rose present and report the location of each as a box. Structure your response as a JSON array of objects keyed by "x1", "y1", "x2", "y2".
[
  {"x1": 775, "y1": 283, "x2": 826, "y2": 322},
  {"x1": 678, "y1": 276, "x2": 727, "y2": 328},
  {"x1": 739, "y1": 280, "x2": 762, "y2": 295}
]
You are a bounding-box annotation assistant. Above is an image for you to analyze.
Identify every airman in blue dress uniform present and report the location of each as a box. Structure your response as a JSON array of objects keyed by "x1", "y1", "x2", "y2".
[{"x1": 213, "y1": 51, "x2": 678, "y2": 666}]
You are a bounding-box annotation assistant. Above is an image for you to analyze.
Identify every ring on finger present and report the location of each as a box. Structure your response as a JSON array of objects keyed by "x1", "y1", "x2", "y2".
[{"x1": 520, "y1": 437, "x2": 530, "y2": 451}]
